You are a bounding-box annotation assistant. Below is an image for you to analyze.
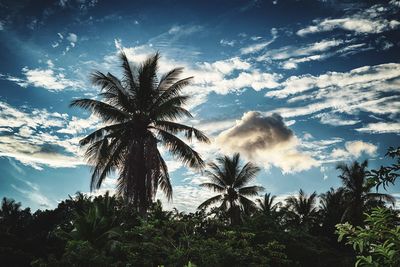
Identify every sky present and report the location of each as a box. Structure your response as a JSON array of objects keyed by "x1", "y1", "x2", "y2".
[{"x1": 0, "y1": 0, "x2": 399, "y2": 211}]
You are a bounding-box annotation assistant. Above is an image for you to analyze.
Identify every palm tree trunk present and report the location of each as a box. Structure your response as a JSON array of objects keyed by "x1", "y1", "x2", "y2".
[{"x1": 137, "y1": 139, "x2": 148, "y2": 216}]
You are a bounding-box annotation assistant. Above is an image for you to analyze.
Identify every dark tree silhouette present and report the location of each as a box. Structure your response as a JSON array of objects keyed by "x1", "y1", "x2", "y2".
[
  {"x1": 71, "y1": 52, "x2": 209, "y2": 214},
  {"x1": 257, "y1": 192, "x2": 281, "y2": 217},
  {"x1": 198, "y1": 153, "x2": 264, "y2": 225},
  {"x1": 319, "y1": 187, "x2": 347, "y2": 237},
  {"x1": 337, "y1": 160, "x2": 395, "y2": 226},
  {"x1": 283, "y1": 189, "x2": 318, "y2": 229}
]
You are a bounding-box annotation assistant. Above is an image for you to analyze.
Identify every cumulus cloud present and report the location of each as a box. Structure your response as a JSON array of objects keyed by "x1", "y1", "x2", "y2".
[
  {"x1": 216, "y1": 112, "x2": 318, "y2": 173},
  {"x1": 331, "y1": 141, "x2": 377, "y2": 160}
]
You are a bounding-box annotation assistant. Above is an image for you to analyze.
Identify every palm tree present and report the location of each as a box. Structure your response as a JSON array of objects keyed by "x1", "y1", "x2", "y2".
[
  {"x1": 197, "y1": 153, "x2": 264, "y2": 225},
  {"x1": 319, "y1": 187, "x2": 347, "y2": 236},
  {"x1": 337, "y1": 160, "x2": 395, "y2": 226},
  {"x1": 284, "y1": 189, "x2": 318, "y2": 229},
  {"x1": 71, "y1": 52, "x2": 209, "y2": 214},
  {"x1": 63, "y1": 192, "x2": 121, "y2": 249},
  {"x1": 257, "y1": 193, "x2": 281, "y2": 217}
]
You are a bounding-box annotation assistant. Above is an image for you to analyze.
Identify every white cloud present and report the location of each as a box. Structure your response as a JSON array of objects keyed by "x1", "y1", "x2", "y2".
[
  {"x1": 220, "y1": 39, "x2": 236, "y2": 47},
  {"x1": 157, "y1": 185, "x2": 217, "y2": 212},
  {"x1": 267, "y1": 63, "x2": 400, "y2": 119},
  {"x1": 240, "y1": 28, "x2": 277, "y2": 54},
  {"x1": 57, "y1": 115, "x2": 99, "y2": 135},
  {"x1": 314, "y1": 113, "x2": 360, "y2": 126},
  {"x1": 0, "y1": 101, "x2": 98, "y2": 170},
  {"x1": 356, "y1": 122, "x2": 400, "y2": 133},
  {"x1": 114, "y1": 40, "x2": 280, "y2": 109},
  {"x1": 67, "y1": 33, "x2": 78, "y2": 43},
  {"x1": 297, "y1": 3, "x2": 400, "y2": 36},
  {"x1": 297, "y1": 18, "x2": 399, "y2": 36},
  {"x1": 11, "y1": 67, "x2": 82, "y2": 91},
  {"x1": 331, "y1": 140, "x2": 377, "y2": 160},
  {"x1": 11, "y1": 183, "x2": 53, "y2": 208},
  {"x1": 216, "y1": 111, "x2": 318, "y2": 173}
]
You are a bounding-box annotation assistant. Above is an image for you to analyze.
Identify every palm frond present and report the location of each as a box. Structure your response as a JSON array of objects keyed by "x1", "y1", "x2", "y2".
[
  {"x1": 119, "y1": 51, "x2": 138, "y2": 93},
  {"x1": 70, "y1": 98, "x2": 129, "y2": 123},
  {"x1": 153, "y1": 120, "x2": 209, "y2": 143},
  {"x1": 198, "y1": 194, "x2": 223, "y2": 210},
  {"x1": 238, "y1": 185, "x2": 264, "y2": 197},
  {"x1": 157, "y1": 150, "x2": 173, "y2": 201},
  {"x1": 366, "y1": 192, "x2": 395, "y2": 205},
  {"x1": 234, "y1": 161, "x2": 260, "y2": 188},
  {"x1": 157, "y1": 129, "x2": 205, "y2": 169},
  {"x1": 199, "y1": 182, "x2": 225, "y2": 192}
]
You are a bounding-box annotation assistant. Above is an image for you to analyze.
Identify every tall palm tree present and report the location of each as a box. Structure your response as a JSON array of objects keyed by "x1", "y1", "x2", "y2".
[
  {"x1": 71, "y1": 52, "x2": 209, "y2": 214},
  {"x1": 337, "y1": 160, "x2": 395, "y2": 226},
  {"x1": 197, "y1": 153, "x2": 264, "y2": 225},
  {"x1": 284, "y1": 189, "x2": 318, "y2": 229},
  {"x1": 257, "y1": 193, "x2": 281, "y2": 216}
]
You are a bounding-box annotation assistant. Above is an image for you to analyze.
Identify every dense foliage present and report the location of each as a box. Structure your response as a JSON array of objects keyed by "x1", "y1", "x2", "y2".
[{"x1": 2, "y1": 152, "x2": 399, "y2": 267}]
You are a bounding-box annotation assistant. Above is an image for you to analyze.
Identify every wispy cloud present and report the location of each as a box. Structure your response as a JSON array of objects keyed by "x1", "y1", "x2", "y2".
[
  {"x1": 1, "y1": 64, "x2": 83, "y2": 91},
  {"x1": 11, "y1": 179, "x2": 52, "y2": 208},
  {"x1": 267, "y1": 63, "x2": 400, "y2": 119},
  {"x1": 240, "y1": 28, "x2": 277, "y2": 54},
  {"x1": 0, "y1": 101, "x2": 97, "y2": 169},
  {"x1": 356, "y1": 122, "x2": 400, "y2": 134},
  {"x1": 297, "y1": 2, "x2": 400, "y2": 36}
]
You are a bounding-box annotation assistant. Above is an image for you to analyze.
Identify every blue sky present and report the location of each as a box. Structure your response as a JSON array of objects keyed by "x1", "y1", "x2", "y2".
[{"x1": 0, "y1": 0, "x2": 399, "y2": 211}]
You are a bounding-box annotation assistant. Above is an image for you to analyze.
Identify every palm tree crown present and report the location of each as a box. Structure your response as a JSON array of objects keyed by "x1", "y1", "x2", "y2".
[
  {"x1": 198, "y1": 153, "x2": 264, "y2": 225},
  {"x1": 284, "y1": 189, "x2": 318, "y2": 228},
  {"x1": 337, "y1": 160, "x2": 395, "y2": 226},
  {"x1": 71, "y1": 52, "x2": 209, "y2": 214},
  {"x1": 257, "y1": 193, "x2": 281, "y2": 216}
]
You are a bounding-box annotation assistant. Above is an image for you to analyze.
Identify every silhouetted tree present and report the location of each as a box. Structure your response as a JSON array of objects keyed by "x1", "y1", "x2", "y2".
[
  {"x1": 337, "y1": 160, "x2": 395, "y2": 226},
  {"x1": 283, "y1": 189, "x2": 318, "y2": 230},
  {"x1": 257, "y1": 192, "x2": 281, "y2": 217},
  {"x1": 319, "y1": 187, "x2": 347, "y2": 238},
  {"x1": 198, "y1": 153, "x2": 264, "y2": 225},
  {"x1": 71, "y1": 52, "x2": 209, "y2": 214}
]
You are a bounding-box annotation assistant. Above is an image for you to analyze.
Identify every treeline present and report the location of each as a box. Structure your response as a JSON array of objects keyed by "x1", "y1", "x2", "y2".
[{"x1": 0, "y1": 147, "x2": 399, "y2": 267}]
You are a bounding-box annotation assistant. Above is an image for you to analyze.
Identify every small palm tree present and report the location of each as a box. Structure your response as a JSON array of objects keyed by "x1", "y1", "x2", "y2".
[
  {"x1": 71, "y1": 52, "x2": 209, "y2": 214},
  {"x1": 198, "y1": 153, "x2": 264, "y2": 225},
  {"x1": 337, "y1": 160, "x2": 395, "y2": 226},
  {"x1": 62, "y1": 192, "x2": 121, "y2": 249},
  {"x1": 257, "y1": 193, "x2": 281, "y2": 216},
  {"x1": 284, "y1": 189, "x2": 318, "y2": 229},
  {"x1": 319, "y1": 187, "x2": 347, "y2": 235}
]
